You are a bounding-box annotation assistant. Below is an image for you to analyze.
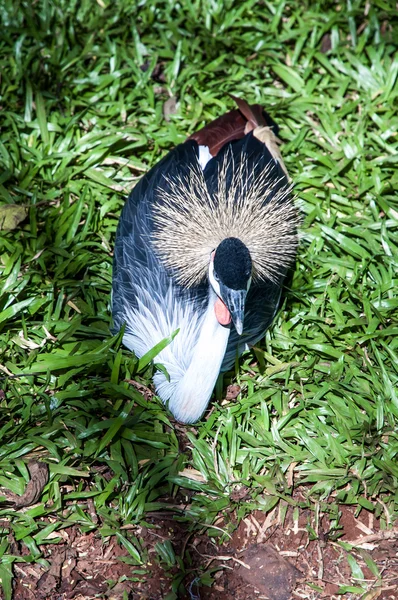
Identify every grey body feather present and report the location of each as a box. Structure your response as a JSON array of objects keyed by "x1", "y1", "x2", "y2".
[{"x1": 112, "y1": 132, "x2": 297, "y2": 421}]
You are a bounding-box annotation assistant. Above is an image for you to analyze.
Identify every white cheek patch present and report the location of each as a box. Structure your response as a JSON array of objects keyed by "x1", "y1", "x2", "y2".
[
  {"x1": 198, "y1": 145, "x2": 212, "y2": 170},
  {"x1": 208, "y1": 260, "x2": 221, "y2": 297}
]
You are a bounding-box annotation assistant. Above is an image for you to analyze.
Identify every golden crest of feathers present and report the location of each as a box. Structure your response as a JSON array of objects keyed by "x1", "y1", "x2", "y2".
[{"x1": 151, "y1": 152, "x2": 299, "y2": 287}]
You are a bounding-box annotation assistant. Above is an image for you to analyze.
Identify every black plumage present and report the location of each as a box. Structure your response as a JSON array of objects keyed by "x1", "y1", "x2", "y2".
[{"x1": 112, "y1": 100, "x2": 298, "y2": 422}]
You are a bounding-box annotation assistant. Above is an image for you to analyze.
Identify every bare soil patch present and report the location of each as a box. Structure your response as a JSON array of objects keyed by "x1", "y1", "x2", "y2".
[{"x1": 6, "y1": 494, "x2": 398, "y2": 599}]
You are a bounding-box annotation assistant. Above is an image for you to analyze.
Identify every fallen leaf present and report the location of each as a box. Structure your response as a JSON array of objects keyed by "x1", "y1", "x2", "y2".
[
  {"x1": 0, "y1": 461, "x2": 49, "y2": 508},
  {"x1": 37, "y1": 549, "x2": 66, "y2": 594},
  {"x1": 0, "y1": 204, "x2": 28, "y2": 230},
  {"x1": 163, "y1": 96, "x2": 178, "y2": 122},
  {"x1": 226, "y1": 385, "x2": 241, "y2": 401},
  {"x1": 179, "y1": 468, "x2": 207, "y2": 483}
]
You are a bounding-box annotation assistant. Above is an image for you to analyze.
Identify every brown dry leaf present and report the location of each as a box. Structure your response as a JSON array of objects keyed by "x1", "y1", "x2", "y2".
[
  {"x1": 230, "y1": 485, "x2": 250, "y2": 502},
  {"x1": 320, "y1": 33, "x2": 332, "y2": 53},
  {"x1": 106, "y1": 581, "x2": 134, "y2": 599},
  {"x1": 225, "y1": 384, "x2": 241, "y2": 401},
  {"x1": 61, "y1": 550, "x2": 77, "y2": 579},
  {"x1": 125, "y1": 379, "x2": 154, "y2": 401},
  {"x1": 0, "y1": 461, "x2": 49, "y2": 508},
  {"x1": 37, "y1": 548, "x2": 66, "y2": 595},
  {"x1": 178, "y1": 468, "x2": 207, "y2": 483},
  {"x1": 163, "y1": 96, "x2": 178, "y2": 122},
  {"x1": 361, "y1": 590, "x2": 382, "y2": 600}
]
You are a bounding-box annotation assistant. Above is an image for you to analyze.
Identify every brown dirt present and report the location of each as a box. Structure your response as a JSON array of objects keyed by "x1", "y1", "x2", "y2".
[{"x1": 5, "y1": 492, "x2": 398, "y2": 600}]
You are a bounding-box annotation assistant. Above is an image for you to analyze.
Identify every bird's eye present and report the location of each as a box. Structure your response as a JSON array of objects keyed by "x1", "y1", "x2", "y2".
[{"x1": 214, "y1": 272, "x2": 219, "y2": 282}]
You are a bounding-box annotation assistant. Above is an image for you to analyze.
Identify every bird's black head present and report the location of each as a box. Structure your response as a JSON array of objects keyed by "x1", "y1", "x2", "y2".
[
  {"x1": 213, "y1": 237, "x2": 252, "y2": 290},
  {"x1": 211, "y1": 238, "x2": 252, "y2": 335}
]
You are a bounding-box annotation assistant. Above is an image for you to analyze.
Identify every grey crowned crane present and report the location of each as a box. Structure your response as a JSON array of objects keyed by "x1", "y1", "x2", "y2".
[{"x1": 112, "y1": 98, "x2": 298, "y2": 423}]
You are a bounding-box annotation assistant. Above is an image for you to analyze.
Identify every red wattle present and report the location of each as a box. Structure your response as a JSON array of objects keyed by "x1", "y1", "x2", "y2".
[{"x1": 214, "y1": 298, "x2": 231, "y2": 326}]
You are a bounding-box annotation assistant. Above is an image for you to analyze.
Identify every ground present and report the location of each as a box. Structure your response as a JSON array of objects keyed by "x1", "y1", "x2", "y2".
[{"x1": 6, "y1": 498, "x2": 398, "y2": 599}]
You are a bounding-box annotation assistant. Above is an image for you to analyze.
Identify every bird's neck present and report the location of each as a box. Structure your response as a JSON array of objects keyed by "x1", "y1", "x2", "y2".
[{"x1": 166, "y1": 289, "x2": 231, "y2": 423}]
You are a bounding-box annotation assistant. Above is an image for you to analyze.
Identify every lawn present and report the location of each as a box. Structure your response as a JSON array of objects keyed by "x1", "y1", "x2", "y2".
[{"x1": 0, "y1": 0, "x2": 397, "y2": 598}]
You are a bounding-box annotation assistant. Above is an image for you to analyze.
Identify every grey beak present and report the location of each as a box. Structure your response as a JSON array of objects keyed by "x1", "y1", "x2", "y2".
[{"x1": 220, "y1": 285, "x2": 247, "y2": 336}]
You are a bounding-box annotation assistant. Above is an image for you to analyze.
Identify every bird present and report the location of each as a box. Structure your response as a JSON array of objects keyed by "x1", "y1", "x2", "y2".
[{"x1": 112, "y1": 97, "x2": 298, "y2": 424}]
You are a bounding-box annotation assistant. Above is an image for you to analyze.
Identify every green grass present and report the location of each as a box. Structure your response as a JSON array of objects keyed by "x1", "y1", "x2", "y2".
[{"x1": 0, "y1": 0, "x2": 397, "y2": 597}]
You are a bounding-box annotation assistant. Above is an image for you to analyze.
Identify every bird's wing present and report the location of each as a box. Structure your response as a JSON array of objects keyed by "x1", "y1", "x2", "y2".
[
  {"x1": 189, "y1": 97, "x2": 280, "y2": 157},
  {"x1": 112, "y1": 140, "x2": 208, "y2": 332}
]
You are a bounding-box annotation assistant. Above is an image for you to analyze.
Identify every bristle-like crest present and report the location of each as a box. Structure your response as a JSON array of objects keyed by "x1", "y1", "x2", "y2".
[{"x1": 152, "y1": 153, "x2": 299, "y2": 287}]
